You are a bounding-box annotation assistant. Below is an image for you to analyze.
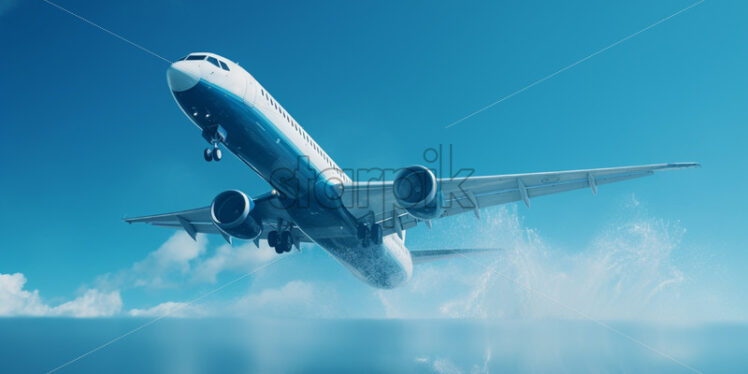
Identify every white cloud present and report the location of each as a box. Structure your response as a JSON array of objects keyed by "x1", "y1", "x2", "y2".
[
  {"x1": 126, "y1": 280, "x2": 337, "y2": 319},
  {"x1": 130, "y1": 232, "x2": 208, "y2": 288},
  {"x1": 129, "y1": 301, "x2": 205, "y2": 318},
  {"x1": 96, "y1": 232, "x2": 276, "y2": 291},
  {"x1": 0, "y1": 272, "x2": 121, "y2": 317},
  {"x1": 0, "y1": 273, "x2": 50, "y2": 316},
  {"x1": 51, "y1": 289, "x2": 122, "y2": 317},
  {"x1": 191, "y1": 241, "x2": 276, "y2": 284},
  {"x1": 94, "y1": 232, "x2": 209, "y2": 290},
  {"x1": 230, "y1": 280, "x2": 338, "y2": 318}
]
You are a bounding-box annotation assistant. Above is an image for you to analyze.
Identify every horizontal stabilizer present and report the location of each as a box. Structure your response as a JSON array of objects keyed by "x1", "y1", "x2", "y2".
[{"x1": 409, "y1": 248, "x2": 500, "y2": 264}]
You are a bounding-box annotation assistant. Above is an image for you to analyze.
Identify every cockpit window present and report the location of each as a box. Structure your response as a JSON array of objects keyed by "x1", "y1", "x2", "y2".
[
  {"x1": 219, "y1": 61, "x2": 230, "y2": 71},
  {"x1": 207, "y1": 56, "x2": 220, "y2": 68},
  {"x1": 177, "y1": 55, "x2": 189, "y2": 61},
  {"x1": 186, "y1": 55, "x2": 206, "y2": 61}
]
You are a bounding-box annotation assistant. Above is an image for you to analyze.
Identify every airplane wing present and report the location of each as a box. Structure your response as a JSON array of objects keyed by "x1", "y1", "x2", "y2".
[
  {"x1": 124, "y1": 192, "x2": 312, "y2": 246},
  {"x1": 344, "y1": 162, "x2": 699, "y2": 237}
]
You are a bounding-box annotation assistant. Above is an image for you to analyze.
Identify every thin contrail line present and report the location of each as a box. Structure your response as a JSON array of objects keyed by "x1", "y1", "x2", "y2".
[
  {"x1": 41, "y1": 0, "x2": 172, "y2": 64},
  {"x1": 445, "y1": 0, "x2": 705, "y2": 129},
  {"x1": 45, "y1": 256, "x2": 288, "y2": 374},
  {"x1": 456, "y1": 252, "x2": 702, "y2": 374}
]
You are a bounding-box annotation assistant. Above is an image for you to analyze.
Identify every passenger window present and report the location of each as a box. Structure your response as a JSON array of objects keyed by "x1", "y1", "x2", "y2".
[
  {"x1": 219, "y1": 61, "x2": 230, "y2": 71},
  {"x1": 207, "y1": 57, "x2": 220, "y2": 68}
]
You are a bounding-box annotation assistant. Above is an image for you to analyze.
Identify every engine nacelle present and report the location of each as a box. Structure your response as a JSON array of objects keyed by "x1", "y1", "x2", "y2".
[
  {"x1": 393, "y1": 165, "x2": 443, "y2": 220},
  {"x1": 210, "y1": 190, "x2": 262, "y2": 240}
]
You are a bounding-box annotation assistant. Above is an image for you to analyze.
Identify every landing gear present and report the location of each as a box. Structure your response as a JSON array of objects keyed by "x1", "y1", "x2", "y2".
[
  {"x1": 279, "y1": 231, "x2": 292, "y2": 252},
  {"x1": 274, "y1": 240, "x2": 284, "y2": 254},
  {"x1": 268, "y1": 229, "x2": 293, "y2": 254},
  {"x1": 203, "y1": 145, "x2": 222, "y2": 162},
  {"x1": 268, "y1": 230, "x2": 279, "y2": 247},
  {"x1": 202, "y1": 126, "x2": 225, "y2": 162},
  {"x1": 357, "y1": 223, "x2": 383, "y2": 247}
]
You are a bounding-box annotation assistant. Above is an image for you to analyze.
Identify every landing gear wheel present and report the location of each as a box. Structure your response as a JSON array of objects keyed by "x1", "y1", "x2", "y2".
[
  {"x1": 280, "y1": 231, "x2": 293, "y2": 253},
  {"x1": 203, "y1": 148, "x2": 213, "y2": 162},
  {"x1": 268, "y1": 231, "x2": 279, "y2": 247},
  {"x1": 371, "y1": 224, "x2": 383, "y2": 245},
  {"x1": 212, "y1": 147, "x2": 222, "y2": 161}
]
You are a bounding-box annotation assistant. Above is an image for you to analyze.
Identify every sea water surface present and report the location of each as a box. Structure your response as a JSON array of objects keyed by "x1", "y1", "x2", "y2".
[{"x1": 2, "y1": 318, "x2": 746, "y2": 373}]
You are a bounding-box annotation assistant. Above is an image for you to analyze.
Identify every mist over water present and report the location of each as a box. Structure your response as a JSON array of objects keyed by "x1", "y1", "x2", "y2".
[{"x1": 380, "y1": 204, "x2": 728, "y2": 323}]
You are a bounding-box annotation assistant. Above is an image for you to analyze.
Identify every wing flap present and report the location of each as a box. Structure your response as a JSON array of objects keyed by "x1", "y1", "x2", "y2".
[{"x1": 442, "y1": 169, "x2": 658, "y2": 214}]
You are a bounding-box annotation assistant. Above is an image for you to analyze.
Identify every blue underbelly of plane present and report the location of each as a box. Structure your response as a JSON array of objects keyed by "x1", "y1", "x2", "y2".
[{"x1": 172, "y1": 80, "x2": 412, "y2": 288}]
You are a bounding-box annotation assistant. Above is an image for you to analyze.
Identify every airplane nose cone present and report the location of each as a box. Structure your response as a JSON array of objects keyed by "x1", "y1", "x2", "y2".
[{"x1": 166, "y1": 62, "x2": 199, "y2": 92}]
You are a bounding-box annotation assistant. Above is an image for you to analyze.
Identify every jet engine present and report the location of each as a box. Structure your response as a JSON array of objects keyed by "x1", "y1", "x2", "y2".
[
  {"x1": 393, "y1": 165, "x2": 443, "y2": 220},
  {"x1": 210, "y1": 190, "x2": 263, "y2": 240}
]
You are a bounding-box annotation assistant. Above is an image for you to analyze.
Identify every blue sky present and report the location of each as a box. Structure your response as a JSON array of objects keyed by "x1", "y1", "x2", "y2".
[{"x1": 0, "y1": 0, "x2": 746, "y2": 320}]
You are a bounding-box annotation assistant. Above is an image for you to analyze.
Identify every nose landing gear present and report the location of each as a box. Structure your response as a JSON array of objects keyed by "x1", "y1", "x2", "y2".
[
  {"x1": 202, "y1": 126, "x2": 226, "y2": 162},
  {"x1": 203, "y1": 145, "x2": 222, "y2": 162}
]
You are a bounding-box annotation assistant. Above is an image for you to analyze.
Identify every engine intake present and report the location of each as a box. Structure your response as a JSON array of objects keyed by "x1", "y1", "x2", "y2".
[
  {"x1": 210, "y1": 190, "x2": 262, "y2": 240},
  {"x1": 393, "y1": 165, "x2": 443, "y2": 220}
]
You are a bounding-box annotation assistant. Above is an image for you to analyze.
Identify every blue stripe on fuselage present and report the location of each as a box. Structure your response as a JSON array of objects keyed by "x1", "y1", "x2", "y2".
[
  {"x1": 171, "y1": 79, "x2": 411, "y2": 288},
  {"x1": 172, "y1": 80, "x2": 360, "y2": 245}
]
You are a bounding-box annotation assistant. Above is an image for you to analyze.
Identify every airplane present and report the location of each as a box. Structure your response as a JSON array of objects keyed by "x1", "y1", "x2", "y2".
[{"x1": 124, "y1": 52, "x2": 699, "y2": 289}]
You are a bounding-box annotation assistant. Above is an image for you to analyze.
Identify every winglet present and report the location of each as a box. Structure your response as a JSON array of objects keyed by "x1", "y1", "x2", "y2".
[{"x1": 664, "y1": 162, "x2": 701, "y2": 170}]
